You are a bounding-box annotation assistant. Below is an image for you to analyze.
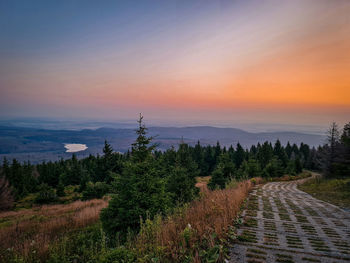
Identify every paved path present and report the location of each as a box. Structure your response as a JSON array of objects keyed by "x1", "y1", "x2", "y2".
[{"x1": 230, "y1": 177, "x2": 350, "y2": 263}]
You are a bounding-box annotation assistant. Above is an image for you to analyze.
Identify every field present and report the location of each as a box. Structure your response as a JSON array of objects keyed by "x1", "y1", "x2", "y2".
[
  {"x1": 298, "y1": 176, "x2": 350, "y2": 209},
  {"x1": 0, "y1": 177, "x2": 263, "y2": 262},
  {"x1": 0, "y1": 198, "x2": 108, "y2": 262}
]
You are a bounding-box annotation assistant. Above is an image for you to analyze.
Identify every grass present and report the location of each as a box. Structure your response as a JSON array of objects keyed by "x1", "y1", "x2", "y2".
[
  {"x1": 0, "y1": 198, "x2": 108, "y2": 262},
  {"x1": 13, "y1": 185, "x2": 82, "y2": 210},
  {"x1": 298, "y1": 176, "x2": 350, "y2": 209},
  {"x1": 134, "y1": 177, "x2": 263, "y2": 262},
  {"x1": 195, "y1": 176, "x2": 211, "y2": 191},
  {"x1": 1, "y1": 177, "x2": 263, "y2": 263},
  {"x1": 270, "y1": 171, "x2": 312, "y2": 182}
]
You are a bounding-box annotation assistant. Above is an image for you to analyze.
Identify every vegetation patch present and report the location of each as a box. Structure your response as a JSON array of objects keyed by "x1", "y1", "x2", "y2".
[
  {"x1": 301, "y1": 224, "x2": 317, "y2": 235},
  {"x1": 263, "y1": 211, "x2": 274, "y2": 219},
  {"x1": 298, "y1": 177, "x2": 350, "y2": 209},
  {"x1": 244, "y1": 217, "x2": 258, "y2": 228},
  {"x1": 238, "y1": 230, "x2": 257, "y2": 243},
  {"x1": 264, "y1": 221, "x2": 277, "y2": 231},
  {"x1": 279, "y1": 213, "x2": 291, "y2": 221},
  {"x1": 282, "y1": 223, "x2": 296, "y2": 233},
  {"x1": 275, "y1": 253, "x2": 294, "y2": 263}
]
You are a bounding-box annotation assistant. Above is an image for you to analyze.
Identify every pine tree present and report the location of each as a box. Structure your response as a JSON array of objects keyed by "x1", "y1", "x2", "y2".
[
  {"x1": 56, "y1": 181, "x2": 65, "y2": 197},
  {"x1": 320, "y1": 122, "x2": 341, "y2": 176},
  {"x1": 61, "y1": 154, "x2": 85, "y2": 185},
  {"x1": 193, "y1": 141, "x2": 206, "y2": 176},
  {"x1": 285, "y1": 142, "x2": 292, "y2": 158},
  {"x1": 208, "y1": 153, "x2": 235, "y2": 189},
  {"x1": 166, "y1": 143, "x2": 200, "y2": 203},
  {"x1": 263, "y1": 158, "x2": 284, "y2": 178},
  {"x1": 273, "y1": 140, "x2": 288, "y2": 167},
  {"x1": 258, "y1": 141, "x2": 273, "y2": 168},
  {"x1": 166, "y1": 165, "x2": 198, "y2": 204},
  {"x1": 294, "y1": 157, "x2": 302, "y2": 174},
  {"x1": 100, "y1": 115, "x2": 171, "y2": 238},
  {"x1": 332, "y1": 122, "x2": 350, "y2": 176},
  {"x1": 341, "y1": 122, "x2": 350, "y2": 171},
  {"x1": 240, "y1": 159, "x2": 262, "y2": 178},
  {"x1": 235, "y1": 143, "x2": 245, "y2": 168}
]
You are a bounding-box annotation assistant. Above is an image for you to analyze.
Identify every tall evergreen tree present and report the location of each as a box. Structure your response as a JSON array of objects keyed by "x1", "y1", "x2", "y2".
[
  {"x1": 100, "y1": 115, "x2": 171, "y2": 238},
  {"x1": 208, "y1": 153, "x2": 236, "y2": 189},
  {"x1": 273, "y1": 140, "x2": 288, "y2": 167},
  {"x1": 258, "y1": 141, "x2": 273, "y2": 168},
  {"x1": 235, "y1": 143, "x2": 245, "y2": 168},
  {"x1": 320, "y1": 122, "x2": 341, "y2": 176}
]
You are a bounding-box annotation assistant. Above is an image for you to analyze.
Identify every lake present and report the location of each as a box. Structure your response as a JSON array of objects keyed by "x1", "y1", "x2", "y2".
[{"x1": 64, "y1": 143, "x2": 88, "y2": 153}]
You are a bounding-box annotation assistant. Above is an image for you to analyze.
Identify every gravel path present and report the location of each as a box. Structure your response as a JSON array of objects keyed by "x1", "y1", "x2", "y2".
[{"x1": 230, "y1": 177, "x2": 350, "y2": 263}]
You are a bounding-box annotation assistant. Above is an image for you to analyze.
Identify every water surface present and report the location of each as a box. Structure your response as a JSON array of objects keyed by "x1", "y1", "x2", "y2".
[{"x1": 64, "y1": 143, "x2": 88, "y2": 153}]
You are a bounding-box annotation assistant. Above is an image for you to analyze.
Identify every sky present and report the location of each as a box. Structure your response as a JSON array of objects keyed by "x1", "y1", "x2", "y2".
[{"x1": 0, "y1": 0, "x2": 349, "y2": 130}]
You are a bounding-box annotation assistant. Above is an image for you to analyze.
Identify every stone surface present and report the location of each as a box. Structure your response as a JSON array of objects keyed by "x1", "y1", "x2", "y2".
[{"x1": 230, "y1": 178, "x2": 350, "y2": 263}]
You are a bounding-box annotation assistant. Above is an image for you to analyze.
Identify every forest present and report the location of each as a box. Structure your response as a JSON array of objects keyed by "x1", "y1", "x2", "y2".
[
  {"x1": 0, "y1": 117, "x2": 349, "y2": 262},
  {"x1": 1, "y1": 117, "x2": 321, "y2": 211}
]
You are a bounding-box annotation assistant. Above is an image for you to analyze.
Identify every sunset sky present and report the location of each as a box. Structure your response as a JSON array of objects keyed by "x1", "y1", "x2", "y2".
[{"x1": 1, "y1": 0, "x2": 349, "y2": 130}]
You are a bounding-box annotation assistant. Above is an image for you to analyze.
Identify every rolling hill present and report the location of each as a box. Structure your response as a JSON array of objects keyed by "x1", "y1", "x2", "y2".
[{"x1": 0, "y1": 125, "x2": 325, "y2": 163}]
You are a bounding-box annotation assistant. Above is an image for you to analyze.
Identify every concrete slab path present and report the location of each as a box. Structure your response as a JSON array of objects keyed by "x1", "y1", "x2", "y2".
[{"x1": 230, "y1": 177, "x2": 350, "y2": 263}]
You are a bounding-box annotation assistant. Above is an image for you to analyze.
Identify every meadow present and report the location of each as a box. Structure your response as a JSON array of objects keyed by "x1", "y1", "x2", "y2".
[
  {"x1": 298, "y1": 176, "x2": 350, "y2": 209},
  {"x1": 0, "y1": 199, "x2": 108, "y2": 262},
  {"x1": 0, "y1": 177, "x2": 262, "y2": 263}
]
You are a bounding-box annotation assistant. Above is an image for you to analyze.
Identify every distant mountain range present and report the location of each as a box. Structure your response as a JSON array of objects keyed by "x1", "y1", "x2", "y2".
[{"x1": 0, "y1": 125, "x2": 325, "y2": 163}]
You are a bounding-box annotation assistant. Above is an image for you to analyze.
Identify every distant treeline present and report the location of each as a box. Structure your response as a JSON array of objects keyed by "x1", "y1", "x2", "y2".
[
  {"x1": 0, "y1": 118, "x2": 349, "y2": 230},
  {"x1": 1, "y1": 135, "x2": 312, "y2": 199}
]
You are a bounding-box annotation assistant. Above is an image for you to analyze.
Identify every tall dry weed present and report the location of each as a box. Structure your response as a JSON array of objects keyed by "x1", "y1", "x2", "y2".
[
  {"x1": 135, "y1": 177, "x2": 262, "y2": 262},
  {"x1": 0, "y1": 198, "x2": 108, "y2": 261}
]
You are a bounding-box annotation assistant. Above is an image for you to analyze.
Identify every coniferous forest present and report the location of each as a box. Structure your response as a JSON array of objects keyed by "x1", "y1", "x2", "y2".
[
  {"x1": 1, "y1": 116, "x2": 320, "y2": 212},
  {"x1": 0, "y1": 117, "x2": 349, "y2": 262},
  {"x1": 1, "y1": 118, "x2": 350, "y2": 214}
]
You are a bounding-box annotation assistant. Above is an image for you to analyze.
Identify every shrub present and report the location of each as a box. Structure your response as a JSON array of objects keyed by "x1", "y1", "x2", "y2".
[
  {"x1": 82, "y1": 181, "x2": 110, "y2": 200},
  {"x1": 263, "y1": 158, "x2": 284, "y2": 178},
  {"x1": 0, "y1": 176, "x2": 14, "y2": 210},
  {"x1": 35, "y1": 183, "x2": 57, "y2": 204},
  {"x1": 56, "y1": 181, "x2": 65, "y2": 197},
  {"x1": 134, "y1": 178, "x2": 258, "y2": 262},
  {"x1": 208, "y1": 153, "x2": 236, "y2": 190},
  {"x1": 99, "y1": 247, "x2": 137, "y2": 263}
]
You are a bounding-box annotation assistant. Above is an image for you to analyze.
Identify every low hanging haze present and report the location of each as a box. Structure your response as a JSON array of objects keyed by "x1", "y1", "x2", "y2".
[{"x1": 1, "y1": 0, "x2": 349, "y2": 132}]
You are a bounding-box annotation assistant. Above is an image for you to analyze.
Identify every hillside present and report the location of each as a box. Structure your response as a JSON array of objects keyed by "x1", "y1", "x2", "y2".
[{"x1": 0, "y1": 125, "x2": 325, "y2": 163}]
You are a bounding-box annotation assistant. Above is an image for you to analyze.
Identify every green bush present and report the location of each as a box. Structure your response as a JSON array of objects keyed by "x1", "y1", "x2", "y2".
[
  {"x1": 82, "y1": 181, "x2": 110, "y2": 200},
  {"x1": 99, "y1": 247, "x2": 136, "y2": 263},
  {"x1": 263, "y1": 158, "x2": 284, "y2": 178},
  {"x1": 56, "y1": 181, "x2": 65, "y2": 197},
  {"x1": 35, "y1": 183, "x2": 57, "y2": 204},
  {"x1": 47, "y1": 224, "x2": 104, "y2": 263}
]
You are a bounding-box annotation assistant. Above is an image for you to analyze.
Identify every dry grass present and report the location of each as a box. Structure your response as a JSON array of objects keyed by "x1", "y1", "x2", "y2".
[
  {"x1": 195, "y1": 176, "x2": 211, "y2": 191},
  {"x1": 0, "y1": 176, "x2": 263, "y2": 262},
  {"x1": 135, "y1": 177, "x2": 263, "y2": 262},
  {"x1": 298, "y1": 176, "x2": 350, "y2": 209},
  {"x1": 272, "y1": 171, "x2": 312, "y2": 182},
  {"x1": 0, "y1": 198, "x2": 108, "y2": 261}
]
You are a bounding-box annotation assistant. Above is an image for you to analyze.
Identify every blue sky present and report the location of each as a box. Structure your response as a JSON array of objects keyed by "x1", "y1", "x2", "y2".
[{"x1": 1, "y1": 0, "x2": 349, "y2": 129}]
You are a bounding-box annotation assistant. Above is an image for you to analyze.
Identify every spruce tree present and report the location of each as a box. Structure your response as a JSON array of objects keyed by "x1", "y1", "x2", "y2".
[
  {"x1": 166, "y1": 143, "x2": 199, "y2": 204},
  {"x1": 235, "y1": 143, "x2": 245, "y2": 168},
  {"x1": 273, "y1": 140, "x2": 288, "y2": 167},
  {"x1": 208, "y1": 153, "x2": 235, "y2": 189},
  {"x1": 100, "y1": 114, "x2": 171, "y2": 238}
]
